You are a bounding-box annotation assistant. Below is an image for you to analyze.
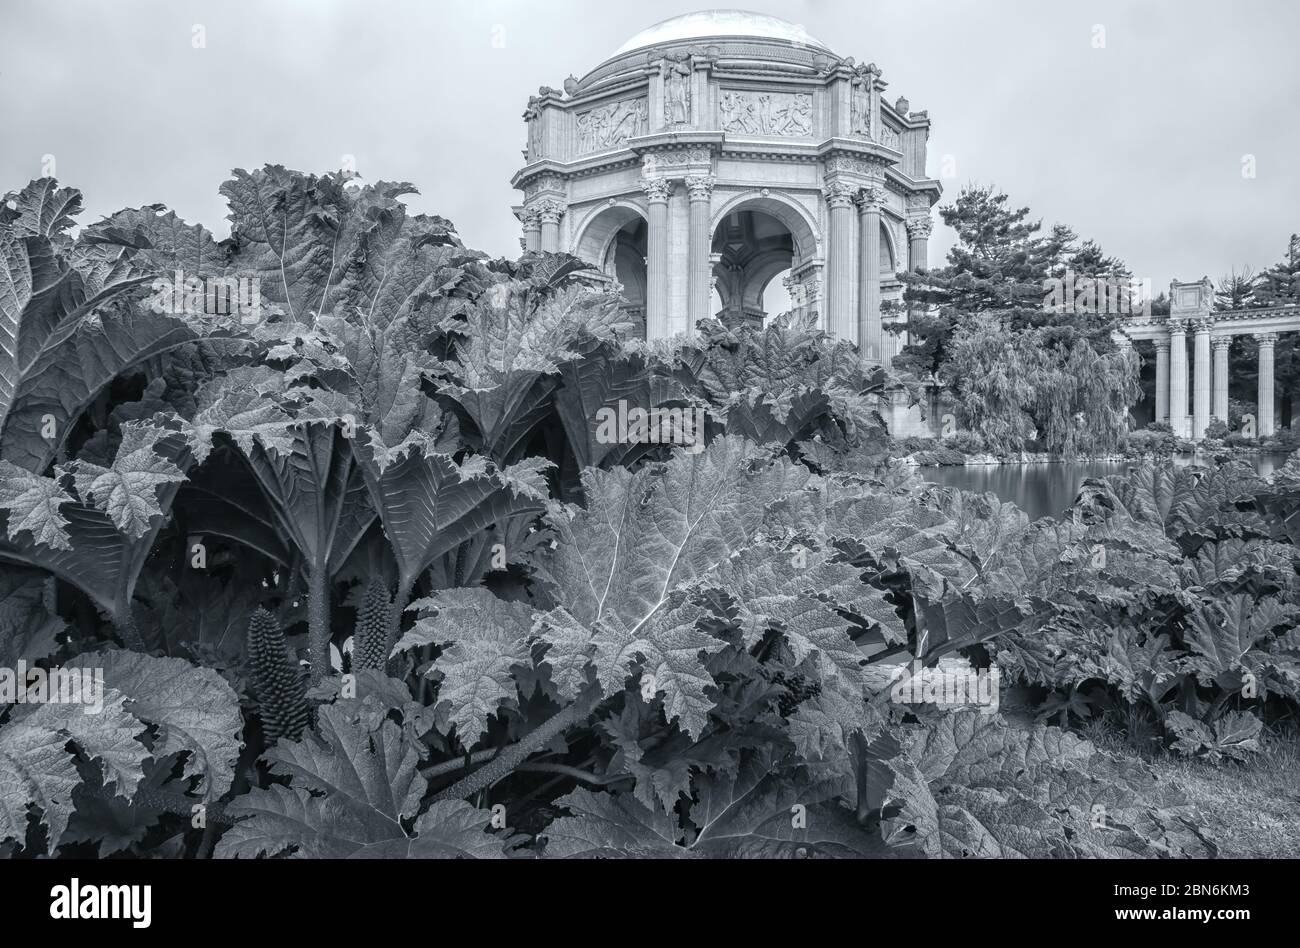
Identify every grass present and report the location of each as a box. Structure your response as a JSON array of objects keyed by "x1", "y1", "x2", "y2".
[{"x1": 1082, "y1": 717, "x2": 1300, "y2": 858}]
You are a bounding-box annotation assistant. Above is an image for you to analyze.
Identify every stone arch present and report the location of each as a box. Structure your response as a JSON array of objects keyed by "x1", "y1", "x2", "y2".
[
  {"x1": 572, "y1": 201, "x2": 648, "y2": 265},
  {"x1": 880, "y1": 216, "x2": 900, "y2": 274},
  {"x1": 710, "y1": 190, "x2": 820, "y2": 268},
  {"x1": 741, "y1": 250, "x2": 796, "y2": 312},
  {"x1": 572, "y1": 201, "x2": 649, "y2": 336}
]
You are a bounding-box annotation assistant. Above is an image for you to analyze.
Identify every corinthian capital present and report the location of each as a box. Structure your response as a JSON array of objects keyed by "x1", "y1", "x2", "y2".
[
  {"x1": 641, "y1": 177, "x2": 673, "y2": 203},
  {"x1": 854, "y1": 185, "x2": 884, "y2": 213},
  {"x1": 1211, "y1": 335, "x2": 1232, "y2": 351},
  {"x1": 685, "y1": 174, "x2": 715, "y2": 202},
  {"x1": 536, "y1": 200, "x2": 565, "y2": 225},
  {"x1": 1255, "y1": 332, "x2": 1279, "y2": 346},
  {"x1": 906, "y1": 215, "x2": 933, "y2": 239},
  {"x1": 822, "y1": 181, "x2": 855, "y2": 209}
]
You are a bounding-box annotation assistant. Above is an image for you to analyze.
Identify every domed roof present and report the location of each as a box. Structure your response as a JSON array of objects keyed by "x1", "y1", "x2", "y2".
[{"x1": 613, "y1": 10, "x2": 832, "y2": 56}]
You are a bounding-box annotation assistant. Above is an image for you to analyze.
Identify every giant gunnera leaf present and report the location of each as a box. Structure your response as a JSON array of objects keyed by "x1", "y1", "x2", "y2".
[
  {"x1": 397, "y1": 587, "x2": 535, "y2": 746},
  {"x1": 0, "y1": 692, "x2": 148, "y2": 850},
  {"x1": 67, "y1": 651, "x2": 243, "y2": 800},
  {"x1": 217, "y1": 702, "x2": 516, "y2": 858},
  {"x1": 882, "y1": 713, "x2": 1214, "y2": 858},
  {"x1": 534, "y1": 436, "x2": 810, "y2": 737}
]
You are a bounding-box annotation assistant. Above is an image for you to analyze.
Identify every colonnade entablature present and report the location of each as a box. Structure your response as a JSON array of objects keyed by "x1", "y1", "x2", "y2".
[
  {"x1": 510, "y1": 11, "x2": 940, "y2": 357},
  {"x1": 1115, "y1": 277, "x2": 1300, "y2": 440}
]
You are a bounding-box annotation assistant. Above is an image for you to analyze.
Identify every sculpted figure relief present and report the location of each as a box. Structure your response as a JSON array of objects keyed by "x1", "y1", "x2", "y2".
[
  {"x1": 849, "y1": 63, "x2": 880, "y2": 138},
  {"x1": 663, "y1": 53, "x2": 692, "y2": 125},
  {"x1": 524, "y1": 97, "x2": 542, "y2": 159},
  {"x1": 576, "y1": 97, "x2": 648, "y2": 154},
  {"x1": 720, "y1": 91, "x2": 812, "y2": 137}
]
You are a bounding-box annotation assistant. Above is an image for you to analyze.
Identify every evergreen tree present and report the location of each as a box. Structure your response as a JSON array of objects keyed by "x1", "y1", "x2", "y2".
[
  {"x1": 893, "y1": 184, "x2": 1138, "y2": 453},
  {"x1": 1254, "y1": 234, "x2": 1300, "y2": 306}
]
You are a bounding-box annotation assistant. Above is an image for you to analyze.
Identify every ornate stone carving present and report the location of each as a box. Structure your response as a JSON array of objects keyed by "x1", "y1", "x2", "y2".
[
  {"x1": 576, "y1": 97, "x2": 648, "y2": 154},
  {"x1": 685, "y1": 175, "x2": 715, "y2": 201},
  {"x1": 523, "y1": 97, "x2": 543, "y2": 160},
  {"x1": 822, "y1": 181, "x2": 856, "y2": 209},
  {"x1": 1153, "y1": 339, "x2": 1171, "y2": 352},
  {"x1": 1255, "y1": 332, "x2": 1279, "y2": 346},
  {"x1": 523, "y1": 172, "x2": 562, "y2": 198},
  {"x1": 662, "y1": 53, "x2": 692, "y2": 125},
  {"x1": 520, "y1": 205, "x2": 542, "y2": 228},
  {"x1": 823, "y1": 155, "x2": 873, "y2": 177},
  {"x1": 906, "y1": 216, "x2": 933, "y2": 239},
  {"x1": 1211, "y1": 335, "x2": 1232, "y2": 351},
  {"x1": 849, "y1": 64, "x2": 876, "y2": 137},
  {"x1": 647, "y1": 148, "x2": 712, "y2": 172},
  {"x1": 641, "y1": 177, "x2": 673, "y2": 203},
  {"x1": 719, "y1": 90, "x2": 813, "y2": 137},
  {"x1": 877, "y1": 123, "x2": 902, "y2": 150},
  {"x1": 536, "y1": 200, "x2": 564, "y2": 225},
  {"x1": 854, "y1": 185, "x2": 883, "y2": 212}
]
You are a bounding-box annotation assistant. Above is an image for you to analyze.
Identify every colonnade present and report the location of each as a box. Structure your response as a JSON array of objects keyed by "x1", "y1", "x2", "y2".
[{"x1": 1145, "y1": 322, "x2": 1279, "y2": 438}]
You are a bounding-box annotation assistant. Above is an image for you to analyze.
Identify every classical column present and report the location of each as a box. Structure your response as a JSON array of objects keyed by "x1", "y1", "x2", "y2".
[
  {"x1": 855, "y1": 185, "x2": 883, "y2": 361},
  {"x1": 1154, "y1": 338, "x2": 1170, "y2": 423},
  {"x1": 1168, "y1": 319, "x2": 1188, "y2": 437},
  {"x1": 782, "y1": 273, "x2": 803, "y2": 319},
  {"x1": 906, "y1": 215, "x2": 932, "y2": 272},
  {"x1": 538, "y1": 201, "x2": 563, "y2": 253},
  {"x1": 1257, "y1": 332, "x2": 1277, "y2": 437},
  {"x1": 1192, "y1": 319, "x2": 1212, "y2": 439},
  {"x1": 1212, "y1": 336, "x2": 1231, "y2": 422},
  {"x1": 685, "y1": 174, "x2": 714, "y2": 331},
  {"x1": 642, "y1": 178, "x2": 673, "y2": 340},
  {"x1": 822, "y1": 182, "x2": 856, "y2": 341},
  {"x1": 521, "y1": 207, "x2": 541, "y2": 253}
]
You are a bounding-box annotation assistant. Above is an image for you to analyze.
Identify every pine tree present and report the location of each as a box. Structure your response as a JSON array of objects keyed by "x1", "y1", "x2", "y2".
[
  {"x1": 247, "y1": 608, "x2": 311, "y2": 742},
  {"x1": 1254, "y1": 234, "x2": 1300, "y2": 306},
  {"x1": 1215, "y1": 267, "x2": 1256, "y2": 311}
]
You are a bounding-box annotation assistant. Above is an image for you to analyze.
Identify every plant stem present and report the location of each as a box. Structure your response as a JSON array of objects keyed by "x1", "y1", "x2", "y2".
[
  {"x1": 115, "y1": 612, "x2": 147, "y2": 652},
  {"x1": 431, "y1": 686, "x2": 603, "y2": 803},
  {"x1": 387, "y1": 574, "x2": 416, "y2": 655},
  {"x1": 516, "y1": 763, "x2": 632, "y2": 787},
  {"x1": 306, "y1": 567, "x2": 330, "y2": 683},
  {"x1": 419, "y1": 748, "x2": 500, "y2": 781},
  {"x1": 277, "y1": 551, "x2": 304, "y2": 625}
]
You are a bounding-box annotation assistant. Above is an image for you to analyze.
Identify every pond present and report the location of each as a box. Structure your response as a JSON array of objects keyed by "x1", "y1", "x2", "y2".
[{"x1": 920, "y1": 453, "x2": 1293, "y2": 521}]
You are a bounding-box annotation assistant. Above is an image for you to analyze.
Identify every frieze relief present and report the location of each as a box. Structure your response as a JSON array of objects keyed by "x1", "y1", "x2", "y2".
[
  {"x1": 719, "y1": 90, "x2": 813, "y2": 138},
  {"x1": 823, "y1": 155, "x2": 874, "y2": 177},
  {"x1": 877, "y1": 123, "x2": 902, "y2": 150},
  {"x1": 575, "y1": 97, "x2": 648, "y2": 155}
]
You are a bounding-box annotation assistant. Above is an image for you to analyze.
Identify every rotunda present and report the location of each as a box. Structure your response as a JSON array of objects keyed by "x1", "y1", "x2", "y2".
[{"x1": 511, "y1": 9, "x2": 940, "y2": 362}]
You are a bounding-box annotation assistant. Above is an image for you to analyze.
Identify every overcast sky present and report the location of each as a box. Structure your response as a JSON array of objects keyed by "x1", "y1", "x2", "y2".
[{"x1": 3, "y1": 0, "x2": 1297, "y2": 289}]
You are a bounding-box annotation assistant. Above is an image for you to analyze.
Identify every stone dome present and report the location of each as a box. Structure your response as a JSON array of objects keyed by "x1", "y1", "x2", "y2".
[{"x1": 614, "y1": 10, "x2": 833, "y2": 56}]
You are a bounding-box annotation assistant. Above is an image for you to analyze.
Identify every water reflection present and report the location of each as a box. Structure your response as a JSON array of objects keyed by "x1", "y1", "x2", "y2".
[{"x1": 921, "y1": 454, "x2": 1292, "y2": 521}]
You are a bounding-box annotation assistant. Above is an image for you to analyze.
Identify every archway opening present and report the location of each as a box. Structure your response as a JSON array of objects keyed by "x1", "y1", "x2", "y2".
[
  {"x1": 711, "y1": 208, "x2": 797, "y2": 328},
  {"x1": 762, "y1": 267, "x2": 792, "y2": 323},
  {"x1": 575, "y1": 205, "x2": 649, "y2": 338},
  {"x1": 603, "y1": 216, "x2": 647, "y2": 336}
]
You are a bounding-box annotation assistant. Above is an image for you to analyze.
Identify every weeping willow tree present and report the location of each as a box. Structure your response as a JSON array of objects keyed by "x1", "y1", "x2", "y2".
[
  {"x1": 946, "y1": 316, "x2": 1140, "y2": 457},
  {"x1": 894, "y1": 184, "x2": 1141, "y2": 455}
]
